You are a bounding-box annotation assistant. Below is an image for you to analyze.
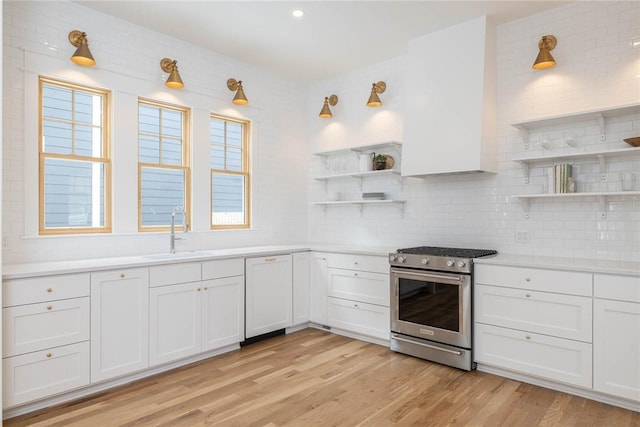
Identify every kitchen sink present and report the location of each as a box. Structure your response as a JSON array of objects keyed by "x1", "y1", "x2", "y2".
[{"x1": 143, "y1": 251, "x2": 213, "y2": 260}]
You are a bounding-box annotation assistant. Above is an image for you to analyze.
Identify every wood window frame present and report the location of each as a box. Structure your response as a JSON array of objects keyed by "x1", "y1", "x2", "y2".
[
  {"x1": 38, "y1": 76, "x2": 112, "y2": 235},
  {"x1": 210, "y1": 114, "x2": 251, "y2": 230}
]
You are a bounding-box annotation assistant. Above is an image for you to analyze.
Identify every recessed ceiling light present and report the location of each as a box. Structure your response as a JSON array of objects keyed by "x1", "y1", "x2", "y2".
[{"x1": 291, "y1": 9, "x2": 304, "y2": 19}]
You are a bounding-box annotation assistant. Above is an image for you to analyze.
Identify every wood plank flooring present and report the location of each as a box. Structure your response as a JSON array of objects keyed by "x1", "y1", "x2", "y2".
[{"x1": 5, "y1": 328, "x2": 639, "y2": 426}]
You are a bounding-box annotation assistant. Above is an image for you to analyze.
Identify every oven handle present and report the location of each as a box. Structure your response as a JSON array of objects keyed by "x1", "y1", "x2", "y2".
[
  {"x1": 392, "y1": 334, "x2": 463, "y2": 356},
  {"x1": 391, "y1": 269, "x2": 463, "y2": 283}
]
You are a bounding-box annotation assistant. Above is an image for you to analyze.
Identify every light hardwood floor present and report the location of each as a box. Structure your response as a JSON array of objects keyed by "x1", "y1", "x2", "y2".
[{"x1": 5, "y1": 328, "x2": 639, "y2": 426}]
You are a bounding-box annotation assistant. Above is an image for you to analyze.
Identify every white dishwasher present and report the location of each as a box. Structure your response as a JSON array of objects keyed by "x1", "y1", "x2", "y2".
[{"x1": 244, "y1": 254, "x2": 293, "y2": 339}]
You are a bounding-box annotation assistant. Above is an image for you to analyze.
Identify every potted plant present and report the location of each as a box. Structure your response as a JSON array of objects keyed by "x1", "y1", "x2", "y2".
[{"x1": 374, "y1": 154, "x2": 387, "y2": 170}]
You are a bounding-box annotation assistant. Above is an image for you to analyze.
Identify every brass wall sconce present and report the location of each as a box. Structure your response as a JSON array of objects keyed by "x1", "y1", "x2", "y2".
[
  {"x1": 227, "y1": 78, "x2": 248, "y2": 105},
  {"x1": 532, "y1": 35, "x2": 557, "y2": 70},
  {"x1": 160, "y1": 58, "x2": 184, "y2": 89},
  {"x1": 319, "y1": 95, "x2": 338, "y2": 118},
  {"x1": 68, "y1": 30, "x2": 96, "y2": 66},
  {"x1": 366, "y1": 81, "x2": 386, "y2": 107}
]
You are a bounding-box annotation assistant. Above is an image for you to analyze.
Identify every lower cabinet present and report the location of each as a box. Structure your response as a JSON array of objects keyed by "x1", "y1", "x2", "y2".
[
  {"x1": 593, "y1": 272, "x2": 640, "y2": 402},
  {"x1": 292, "y1": 252, "x2": 311, "y2": 326},
  {"x1": 474, "y1": 323, "x2": 592, "y2": 388},
  {"x1": 3, "y1": 342, "x2": 90, "y2": 408},
  {"x1": 245, "y1": 255, "x2": 293, "y2": 339},
  {"x1": 201, "y1": 276, "x2": 244, "y2": 351},
  {"x1": 328, "y1": 297, "x2": 389, "y2": 340},
  {"x1": 90, "y1": 268, "x2": 150, "y2": 382},
  {"x1": 310, "y1": 252, "x2": 329, "y2": 326}
]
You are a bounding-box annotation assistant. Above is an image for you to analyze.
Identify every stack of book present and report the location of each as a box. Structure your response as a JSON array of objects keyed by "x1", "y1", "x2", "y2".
[{"x1": 548, "y1": 164, "x2": 573, "y2": 193}]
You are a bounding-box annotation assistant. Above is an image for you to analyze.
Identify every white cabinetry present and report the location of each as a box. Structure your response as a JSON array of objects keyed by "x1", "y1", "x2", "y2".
[
  {"x1": 149, "y1": 259, "x2": 244, "y2": 366},
  {"x1": 292, "y1": 252, "x2": 311, "y2": 326},
  {"x1": 90, "y1": 268, "x2": 149, "y2": 382},
  {"x1": 593, "y1": 274, "x2": 640, "y2": 402},
  {"x1": 403, "y1": 15, "x2": 496, "y2": 176},
  {"x1": 310, "y1": 252, "x2": 329, "y2": 326},
  {"x1": 201, "y1": 259, "x2": 244, "y2": 351},
  {"x1": 326, "y1": 253, "x2": 390, "y2": 341},
  {"x1": 474, "y1": 264, "x2": 593, "y2": 388},
  {"x1": 245, "y1": 255, "x2": 293, "y2": 339},
  {"x1": 2, "y1": 274, "x2": 91, "y2": 407}
]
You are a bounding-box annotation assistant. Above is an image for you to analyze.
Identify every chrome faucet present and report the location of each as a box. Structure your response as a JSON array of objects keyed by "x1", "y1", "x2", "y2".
[{"x1": 170, "y1": 206, "x2": 188, "y2": 254}]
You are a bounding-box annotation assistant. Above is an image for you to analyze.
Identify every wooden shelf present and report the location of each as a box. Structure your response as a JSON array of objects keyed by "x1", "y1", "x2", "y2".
[{"x1": 313, "y1": 141, "x2": 401, "y2": 157}]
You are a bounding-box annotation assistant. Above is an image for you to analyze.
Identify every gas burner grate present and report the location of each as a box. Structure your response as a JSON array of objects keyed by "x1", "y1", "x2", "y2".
[{"x1": 396, "y1": 246, "x2": 497, "y2": 258}]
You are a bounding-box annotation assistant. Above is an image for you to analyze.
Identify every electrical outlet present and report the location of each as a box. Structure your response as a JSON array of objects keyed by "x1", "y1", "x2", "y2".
[{"x1": 515, "y1": 230, "x2": 531, "y2": 243}]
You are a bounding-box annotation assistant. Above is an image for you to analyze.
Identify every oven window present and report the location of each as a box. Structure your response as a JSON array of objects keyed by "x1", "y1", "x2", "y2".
[{"x1": 398, "y1": 277, "x2": 460, "y2": 332}]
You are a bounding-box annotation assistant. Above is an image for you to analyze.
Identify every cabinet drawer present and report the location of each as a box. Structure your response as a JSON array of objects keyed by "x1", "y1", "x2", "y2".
[
  {"x1": 474, "y1": 323, "x2": 592, "y2": 389},
  {"x1": 475, "y1": 264, "x2": 592, "y2": 296},
  {"x1": 328, "y1": 268, "x2": 389, "y2": 306},
  {"x1": 328, "y1": 297, "x2": 389, "y2": 340},
  {"x1": 202, "y1": 258, "x2": 244, "y2": 280},
  {"x1": 475, "y1": 285, "x2": 592, "y2": 342},
  {"x1": 3, "y1": 273, "x2": 90, "y2": 307},
  {"x1": 3, "y1": 341, "x2": 90, "y2": 407},
  {"x1": 149, "y1": 262, "x2": 201, "y2": 287},
  {"x1": 3, "y1": 297, "x2": 90, "y2": 358},
  {"x1": 594, "y1": 274, "x2": 640, "y2": 303},
  {"x1": 326, "y1": 253, "x2": 389, "y2": 274}
]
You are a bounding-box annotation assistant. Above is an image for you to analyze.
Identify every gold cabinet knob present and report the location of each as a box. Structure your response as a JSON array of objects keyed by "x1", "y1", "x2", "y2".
[
  {"x1": 120, "y1": 273, "x2": 125, "y2": 278},
  {"x1": 197, "y1": 288, "x2": 201, "y2": 291},
  {"x1": 525, "y1": 277, "x2": 531, "y2": 282},
  {"x1": 47, "y1": 305, "x2": 52, "y2": 310},
  {"x1": 525, "y1": 293, "x2": 531, "y2": 298},
  {"x1": 204, "y1": 287, "x2": 208, "y2": 291},
  {"x1": 46, "y1": 353, "x2": 52, "y2": 358},
  {"x1": 354, "y1": 273, "x2": 358, "y2": 277},
  {"x1": 46, "y1": 287, "x2": 52, "y2": 293},
  {"x1": 525, "y1": 335, "x2": 531, "y2": 340},
  {"x1": 354, "y1": 261, "x2": 359, "y2": 265}
]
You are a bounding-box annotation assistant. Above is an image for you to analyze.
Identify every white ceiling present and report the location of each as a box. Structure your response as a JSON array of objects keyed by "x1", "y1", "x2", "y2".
[{"x1": 76, "y1": 1, "x2": 570, "y2": 82}]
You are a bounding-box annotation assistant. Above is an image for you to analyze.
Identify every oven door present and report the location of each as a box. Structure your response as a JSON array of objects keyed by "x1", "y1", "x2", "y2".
[{"x1": 391, "y1": 268, "x2": 471, "y2": 349}]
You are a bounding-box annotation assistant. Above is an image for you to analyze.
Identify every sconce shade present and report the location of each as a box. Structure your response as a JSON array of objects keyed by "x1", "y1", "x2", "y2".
[
  {"x1": 366, "y1": 81, "x2": 386, "y2": 107},
  {"x1": 532, "y1": 35, "x2": 557, "y2": 70},
  {"x1": 161, "y1": 58, "x2": 184, "y2": 89},
  {"x1": 68, "y1": 30, "x2": 96, "y2": 66},
  {"x1": 319, "y1": 94, "x2": 338, "y2": 118},
  {"x1": 227, "y1": 78, "x2": 249, "y2": 105}
]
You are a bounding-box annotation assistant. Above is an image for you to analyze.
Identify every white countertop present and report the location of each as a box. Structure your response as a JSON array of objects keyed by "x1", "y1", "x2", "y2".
[
  {"x1": 475, "y1": 254, "x2": 640, "y2": 276},
  {"x1": 2, "y1": 244, "x2": 395, "y2": 280}
]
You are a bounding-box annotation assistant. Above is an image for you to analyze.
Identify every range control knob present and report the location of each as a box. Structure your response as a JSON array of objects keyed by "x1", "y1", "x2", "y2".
[
  {"x1": 457, "y1": 261, "x2": 466, "y2": 268},
  {"x1": 421, "y1": 258, "x2": 430, "y2": 265},
  {"x1": 446, "y1": 259, "x2": 455, "y2": 267},
  {"x1": 389, "y1": 255, "x2": 397, "y2": 262},
  {"x1": 397, "y1": 256, "x2": 406, "y2": 263}
]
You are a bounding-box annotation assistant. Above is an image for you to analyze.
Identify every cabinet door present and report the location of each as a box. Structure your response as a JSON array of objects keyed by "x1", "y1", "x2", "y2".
[
  {"x1": 474, "y1": 323, "x2": 592, "y2": 388},
  {"x1": 328, "y1": 268, "x2": 389, "y2": 307},
  {"x1": 149, "y1": 282, "x2": 201, "y2": 366},
  {"x1": 328, "y1": 297, "x2": 390, "y2": 340},
  {"x1": 201, "y1": 276, "x2": 244, "y2": 351},
  {"x1": 3, "y1": 342, "x2": 90, "y2": 408},
  {"x1": 593, "y1": 299, "x2": 640, "y2": 401},
  {"x1": 91, "y1": 268, "x2": 149, "y2": 382},
  {"x1": 292, "y1": 252, "x2": 311, "y2": 326},
  {"x1": 3, "y1": 297, "x2": 89, "y2": 357},
  {"x1": 475, "y1": 284, "x2": 592, "y2": 342},
  {"x1": 311, "y1": 253, "x2": 329, "y2": 325},
  {"x1": 245, "y1": 255, "x2": 293, "y2": 339}
]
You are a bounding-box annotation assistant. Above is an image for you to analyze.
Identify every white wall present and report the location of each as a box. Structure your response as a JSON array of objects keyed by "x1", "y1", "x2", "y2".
[
  {"x1": 307, "y1": 1, "x2": 640, "y2": 262},
  {"x1": 2, "y1": 1, "x2": 308, "y2": 264}
]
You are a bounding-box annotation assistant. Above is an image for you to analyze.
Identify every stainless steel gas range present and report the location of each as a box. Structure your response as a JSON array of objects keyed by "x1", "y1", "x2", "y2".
[{"x1": 389, "y1": 246, "x2": 497, "y2": 371}]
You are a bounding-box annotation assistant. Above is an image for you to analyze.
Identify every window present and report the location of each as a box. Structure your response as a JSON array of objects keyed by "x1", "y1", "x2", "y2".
[
  {"x1": 210, "y1": 114, "x2": 250, "y2": 229},
  {"x1": 138, "y1": 99, "x2": 190, "y2": 231},
  {"x1": 39, "y1": 77, "x2": 111, "y2": 234}
]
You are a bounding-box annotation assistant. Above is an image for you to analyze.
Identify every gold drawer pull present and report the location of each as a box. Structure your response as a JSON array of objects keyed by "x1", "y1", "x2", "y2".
[
  {"x1": 525, "y1": 277, "x2": 531, "y2": 282},
  {"x1": 265, "y1": 257, "x2": 276, "y2": 262},
  {"x1": 120, "y1": 273, "x2": 125, "y2": 278},
  {"x1": 525, "y1": 293, "x2": 531, "y2": 298},
  {"x1": 46, "y1": 287, "x2": 53, "y2": 293},
  {"x1": 47, "y1": 305, "x2": 52, "y2": 310},
  {"x1": 525, "y1": 335, "x2": 531, "y2": 340},
  {"x1": 46, "y1": 353, "x2": 52, "y2": 358}
]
